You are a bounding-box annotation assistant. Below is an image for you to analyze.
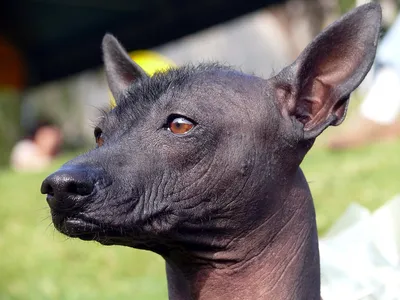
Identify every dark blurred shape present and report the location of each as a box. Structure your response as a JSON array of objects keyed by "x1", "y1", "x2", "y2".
[
  {"x1": 0, "y1": 37, "x2": 25, "y2": 89},
  {"x1": 0, "y1": 0, "x2": 286, "y2": 88}
]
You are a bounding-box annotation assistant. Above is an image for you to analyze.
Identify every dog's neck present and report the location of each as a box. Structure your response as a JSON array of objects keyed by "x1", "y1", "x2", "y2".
[{"x1": 165, "y1": 168, "x2": 320, "y2": 300}]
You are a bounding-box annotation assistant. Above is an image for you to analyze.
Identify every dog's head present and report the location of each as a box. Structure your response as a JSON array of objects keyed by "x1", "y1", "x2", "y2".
[{"x1": 41, "y1": 4, "x2": 381, "y2": 256}]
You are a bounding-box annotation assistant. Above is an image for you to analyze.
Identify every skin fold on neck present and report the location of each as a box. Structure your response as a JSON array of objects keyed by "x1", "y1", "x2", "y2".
[{"x1": 165, "y1": 169, "x2": 321, "y2": 300}]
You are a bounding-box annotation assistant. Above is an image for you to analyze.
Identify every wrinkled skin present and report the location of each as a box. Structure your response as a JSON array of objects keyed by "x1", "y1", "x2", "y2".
[
  {"x1": 42, "y1": 4, "x2": 381, "y2": 300},
  {"x1": 50, "y1": 67, "x2": 287, "y2": 252}
]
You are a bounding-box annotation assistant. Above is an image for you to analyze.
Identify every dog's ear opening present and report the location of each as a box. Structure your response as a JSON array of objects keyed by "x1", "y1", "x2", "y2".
[
  {"x1": 102, "y1": 34, "x2": 149, "y2": 102},
  {"x1": 276, "y1": 3, "x2": 381, "y2": 140}
]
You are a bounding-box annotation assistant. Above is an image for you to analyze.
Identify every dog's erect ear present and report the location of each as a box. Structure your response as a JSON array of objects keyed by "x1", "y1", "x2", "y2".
[
  {"x1": 102, "y1": 34, "x2": 149, "y2": 101},
  {"x1": 275, "y1": 3, "x2": 381, "y2": 140}
]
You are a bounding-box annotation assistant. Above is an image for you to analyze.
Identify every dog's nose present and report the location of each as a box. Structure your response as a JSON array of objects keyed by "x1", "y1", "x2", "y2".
[{"x1": 41, "y1": 167, "x2": 95, "y2": 211}]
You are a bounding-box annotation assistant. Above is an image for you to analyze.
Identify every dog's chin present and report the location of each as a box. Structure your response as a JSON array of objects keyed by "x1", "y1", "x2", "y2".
[
  {"x1": 51, "y1": 215, "x2": 123, "y2": 245},
  {"x1": 51, "y1": 214, "x2": 153, "y2": 248},
  {"x1": 60, "y1": 217, "x2": 101, "y2": 239}
]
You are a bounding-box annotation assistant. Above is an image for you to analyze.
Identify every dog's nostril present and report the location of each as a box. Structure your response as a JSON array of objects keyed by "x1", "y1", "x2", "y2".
[
  {"x1": 65, "y1": 181, "x2": 93, "y2": 196},
  {"x1": 41, "y1": 181, "x2": 54, "y2": 196},
  {"x1": 41, "y1": 167, "x2": 95, "y2": 210}
]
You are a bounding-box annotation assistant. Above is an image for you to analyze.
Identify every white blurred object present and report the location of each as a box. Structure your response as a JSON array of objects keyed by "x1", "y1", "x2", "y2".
[
  {"x1": 360, "y1": 67, "x2": 400, "y2": 125},
  {"x1": 320, "y1": 195, "x2": 400, "y2": 300}
]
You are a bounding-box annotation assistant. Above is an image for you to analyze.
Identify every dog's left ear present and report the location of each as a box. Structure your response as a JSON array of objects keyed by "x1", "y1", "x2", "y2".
[
  {"x1": 102, "y1": 34, "x2": 149, "y2": 102},
  {"x1": 275, "y1": 3, "x2": 381, "y2": 140}
]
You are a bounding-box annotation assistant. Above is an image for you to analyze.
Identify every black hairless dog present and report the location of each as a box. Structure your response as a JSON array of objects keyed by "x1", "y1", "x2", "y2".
[{"x1": 42, "y1": 4, "x2": 381, "y2": 299}]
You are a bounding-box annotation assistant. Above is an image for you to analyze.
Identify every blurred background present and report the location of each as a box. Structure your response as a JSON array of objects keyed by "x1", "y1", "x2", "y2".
[{"x1": 1, "y1": 0, "x2": 400, "y2": 299}]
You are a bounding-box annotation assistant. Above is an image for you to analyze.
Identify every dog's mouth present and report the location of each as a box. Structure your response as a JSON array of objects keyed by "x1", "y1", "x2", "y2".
[
  {"x1": 60, "y1": 217, "x2": 102, "y2": 240},
  {"x1": 52, "y1": 212, "x2": 153, "y2": 248},
  {"x1": 50, "y1": 203, "x2": 173, "y2": 250},
  {"x1": 52, "y1": 214, "x2": 123, "y2": 245}
]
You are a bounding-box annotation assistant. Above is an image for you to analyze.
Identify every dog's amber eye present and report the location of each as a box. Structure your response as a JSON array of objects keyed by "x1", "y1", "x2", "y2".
[
  {"x1": 168, "y1": 116, "x2": 195, "y2": 135},
  {"x1": 94, "y1": 127, "x2": 104, "y2": 147}
]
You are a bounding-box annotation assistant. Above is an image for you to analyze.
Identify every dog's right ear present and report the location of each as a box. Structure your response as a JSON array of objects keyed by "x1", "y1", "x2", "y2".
[
  {"x1": 102, "y1": 34, "x2": 149, "y2": 102},
  {"x1": 274, "y1": 3, "x2": 381, "y2": 141}
]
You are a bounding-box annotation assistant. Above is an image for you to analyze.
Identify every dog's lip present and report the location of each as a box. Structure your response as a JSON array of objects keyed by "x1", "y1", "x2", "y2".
[
  {"x1": 59, "y1": 216, "x2": 102, "y2": 239},
  {"x1": 55, "y1": 215, "x2": 157, "y2": 247},
  {"x1": 58, "y1": 216, "x2": 127, "y2": 244}
]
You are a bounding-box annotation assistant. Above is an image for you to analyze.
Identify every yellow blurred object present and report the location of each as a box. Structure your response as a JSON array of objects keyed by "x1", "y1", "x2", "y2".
[{"x1": 109, "y1": 50, "x2": 175, "y2": 108}]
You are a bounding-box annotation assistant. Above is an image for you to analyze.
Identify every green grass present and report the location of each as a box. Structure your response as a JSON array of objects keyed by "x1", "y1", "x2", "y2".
[
  {"x1": 0, "y1": 154, "x2": 167, "y2": 300},
  {"x1": 1, "y1": 136, "x2": 399, "y2": 299}
]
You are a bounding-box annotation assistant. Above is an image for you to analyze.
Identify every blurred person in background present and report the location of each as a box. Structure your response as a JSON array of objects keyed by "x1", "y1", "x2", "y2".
[
  {"x1": 10, "y1": 121, "x2": 63, "y2": 172},
  {"x1": 328, "y1": 9, "x2": 400, "y2": 150}
]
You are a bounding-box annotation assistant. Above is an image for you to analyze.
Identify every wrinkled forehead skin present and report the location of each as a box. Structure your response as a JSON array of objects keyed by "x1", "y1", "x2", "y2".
[
  {"x1": 104, "y1": 65, "x2": 278, "y2": 140},
  {"x1": 64, "y1": 64, "x2": 291, "y2": 251},
  {"x1": 97, "y1": 64, "x2": 285, "y2": 176}
]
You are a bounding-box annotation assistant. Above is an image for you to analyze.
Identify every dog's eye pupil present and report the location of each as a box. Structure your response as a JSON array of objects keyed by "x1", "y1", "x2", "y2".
[
  {"x1": 94, "y1": 127, "x2": 104, "y2": 147},
  {"x1": 169, "y1": 117, "x2": 194, "y2": 135}
]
